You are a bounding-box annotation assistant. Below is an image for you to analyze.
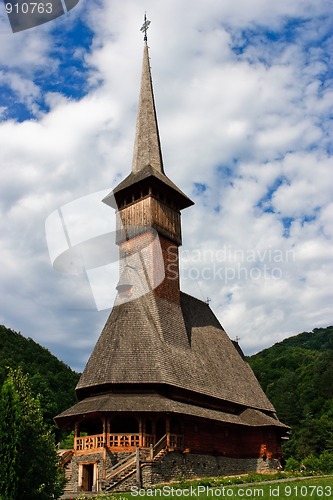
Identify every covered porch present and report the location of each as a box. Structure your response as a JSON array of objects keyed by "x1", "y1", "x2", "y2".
[{"x1": 74, "y1": 413, "x2": 184, "y2": 454}]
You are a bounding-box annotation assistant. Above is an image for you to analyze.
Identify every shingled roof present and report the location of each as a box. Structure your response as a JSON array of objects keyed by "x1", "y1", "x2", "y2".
[
  {"x1": 103, "y1": 164, "x2": 193, "y2": 210},
  {"x1": 75, "y1": 291, "x2": 275, "y2": 414},
  {"x1": 56, "y1": 393, "x2": 287, "y2": 429}
]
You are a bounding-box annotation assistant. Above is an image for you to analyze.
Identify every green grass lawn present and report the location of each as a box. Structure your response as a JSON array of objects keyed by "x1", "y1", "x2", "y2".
[{"x1": 72, "y1": 476, "x2": 333, "y2": 500}]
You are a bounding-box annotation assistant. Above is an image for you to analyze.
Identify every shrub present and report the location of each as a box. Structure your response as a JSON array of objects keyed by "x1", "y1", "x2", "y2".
[
  {"x1": 318, "y1": 451, "x2": 333, "y2": 473},
  {"x1": 284, "y1": 457, "x2": 299, "y2": 471},
  {"x1": 302, "y1": 455, "x2": 320, "y2": 472}
]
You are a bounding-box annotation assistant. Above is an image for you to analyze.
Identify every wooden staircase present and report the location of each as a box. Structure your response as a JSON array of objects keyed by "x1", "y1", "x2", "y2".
[
  {"x1": 151, "y1": 434, "x2": 167, "y2": 462},
  {"x1": 104, "y1": 452, "x2": 137, "y2": 491},
  {"x1": 153, "y1": 447, "x2": 168, "y2": 462},
  {"x1": 57, "y1": 449, "x2": 74, "y2": 494},
  {"x1": 63, "y1": 462, "x2": 73, "y2": 494},
  {"x1": 103, "y1": 435, "x2": 168, "y2": 491}
]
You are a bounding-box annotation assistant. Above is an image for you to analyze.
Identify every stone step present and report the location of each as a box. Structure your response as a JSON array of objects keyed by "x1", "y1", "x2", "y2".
[{"x1": 63, "y1": 461, "x2": 74, "y2": 493}]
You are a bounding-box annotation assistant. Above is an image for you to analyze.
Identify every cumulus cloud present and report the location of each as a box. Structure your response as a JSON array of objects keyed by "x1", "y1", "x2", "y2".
[{"x1": 0, "y1": 0, "x2": 332, "y2": 369}]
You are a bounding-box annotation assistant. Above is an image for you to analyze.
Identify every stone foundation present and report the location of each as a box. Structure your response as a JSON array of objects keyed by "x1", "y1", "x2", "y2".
[
  {"x1": 65, "y1": 451, "x2": 279, "y2": 494},
  {"x1": 142, "y1": 452, "x2": 279, "y2": 488},
  {"x1": 112, "y1": 452, "x2": 279, "y2": 491}
]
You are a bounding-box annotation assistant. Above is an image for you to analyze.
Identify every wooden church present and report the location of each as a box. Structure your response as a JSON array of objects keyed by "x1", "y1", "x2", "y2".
[{"x1": 56, "y1": 26, "x2": 288, "y2": 494}]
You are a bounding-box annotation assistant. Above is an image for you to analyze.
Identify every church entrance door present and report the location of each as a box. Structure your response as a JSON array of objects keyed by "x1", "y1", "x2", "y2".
[{"x1": 82, "y1": 463, "x2": 94, "y2": 491}]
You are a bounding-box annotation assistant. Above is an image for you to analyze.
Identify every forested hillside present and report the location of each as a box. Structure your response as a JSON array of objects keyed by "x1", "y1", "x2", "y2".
[
  {"x1": 248, "y1": 326, "x2": 333, "y2": 459},
  {"x1": 0, "y1": 324, "x2": 79, "y2": 434}
]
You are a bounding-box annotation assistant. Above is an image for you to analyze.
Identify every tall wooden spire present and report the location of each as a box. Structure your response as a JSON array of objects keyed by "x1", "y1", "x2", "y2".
[
  {"x1": 102, "y1": 32, "x2": 193, "y2": 211},
  {"x1": 103, "y1": 34, "x2": 193, "y2": 210},
  {"x1": 132, "y1": 44, "x2": 164, "y2": 174}
]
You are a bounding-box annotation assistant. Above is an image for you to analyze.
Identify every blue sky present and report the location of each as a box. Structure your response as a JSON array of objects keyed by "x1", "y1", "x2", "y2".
[
  {"x1": 0, "y1": 0, "x2": 332, "y2": 371},
  {"x1": 0, "y1": 9, "x2": 93, "y2": 120}
]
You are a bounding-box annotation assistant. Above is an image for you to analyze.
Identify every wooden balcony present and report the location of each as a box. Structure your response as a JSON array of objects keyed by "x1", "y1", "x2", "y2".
[{"x1": 74, "y1": 433, "x2": 183, "y2": 455}]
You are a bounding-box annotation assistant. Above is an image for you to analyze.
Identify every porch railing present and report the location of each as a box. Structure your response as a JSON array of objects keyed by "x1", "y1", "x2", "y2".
[
  {"x1": 74, "y1": 432, "x2": 184, "y2": 454},
  {"x1": 75, "y1": 434, "x2": 104, "y2": 452},
  {"x1": 108, "y1": 433, "x2": 140, "y2": 448},
  {"x1": 145, "y1": 434, "x2": 155, "y2": 447},
  {"x1": 170, "y1": 433, "x2": 184, "y2": 449}
]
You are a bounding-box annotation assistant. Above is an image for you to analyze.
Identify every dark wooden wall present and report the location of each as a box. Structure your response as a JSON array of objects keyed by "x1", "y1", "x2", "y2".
[{"x1": 183, "y1": 418, "x2": 281, "y2": 458}]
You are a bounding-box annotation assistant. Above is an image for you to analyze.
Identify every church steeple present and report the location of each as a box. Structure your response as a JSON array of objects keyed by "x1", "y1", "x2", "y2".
[
  {"x1": 132, "y1": 41, "x2": 164, "y2": 174},
  {"x1": 103, "y1": 24, "x2": 193, "y2": 215},
  {"x1": 102, "y1": 21, "x2": 193, "y2": 304},
  {"x1": 103, "y1": 21, "x2": 193, "y2": 212}
]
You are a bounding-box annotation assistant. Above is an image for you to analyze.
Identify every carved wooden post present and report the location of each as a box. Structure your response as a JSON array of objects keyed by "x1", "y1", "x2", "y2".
[
  {"x1": 139, "y1": 416, "x2": 143, "y2": 447},
  {"x1": 136, "y1": 446, "x2": 141, "y2": 487},
  {"x1": 102, "y1": 416, "x2": 107, "y2": 471},
  {"x1": 74, "y1": 421, "x2": 79, "y2": 451},
  {"x1": 103, "y1": 416, "x2": 107, "y2": 444},
  {"x1": 152, "y1": 419, "x2": 156, "y2": 445},
  {"x1": 166, "y1": 416, "x2": 170, "y2": 449}
]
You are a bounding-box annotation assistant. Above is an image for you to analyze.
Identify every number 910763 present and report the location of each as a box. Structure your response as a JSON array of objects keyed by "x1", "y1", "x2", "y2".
[{"x1": 5, "y1": 3, "x2": 53, "y2": 14}]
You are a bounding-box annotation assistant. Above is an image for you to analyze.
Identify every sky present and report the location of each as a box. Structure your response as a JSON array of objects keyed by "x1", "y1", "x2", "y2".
[{"x1": 0, "y1": 0, "x2": 332, "y2": 373}]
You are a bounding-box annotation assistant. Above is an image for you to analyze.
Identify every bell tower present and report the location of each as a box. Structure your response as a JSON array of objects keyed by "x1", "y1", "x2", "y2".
[{"x1": 103, "y1": 37, "x2": 193, "y2": 304}]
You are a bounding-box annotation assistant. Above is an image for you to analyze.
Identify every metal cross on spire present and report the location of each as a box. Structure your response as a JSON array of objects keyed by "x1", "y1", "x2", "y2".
[{"x1": 140, "y1": 13, "x2": 151, "y2": 44}]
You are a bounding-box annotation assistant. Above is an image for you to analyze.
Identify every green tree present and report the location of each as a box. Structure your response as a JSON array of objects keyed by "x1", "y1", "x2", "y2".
[
  {"x1": 0, "y1": 325, "x2": 79, "y2": 435},
  {"x1": 248, "y1": 326, "x2": 333, "y2": 459},
  {"x1": 0, "y1": 377, "x2": 22, "y2": 500},
  {"x1": 60, "y1": 430, "x2": 75, "y2": 449},
  {"x1": 0, "y1": 368, "x2": 65, "y2": 500}
]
